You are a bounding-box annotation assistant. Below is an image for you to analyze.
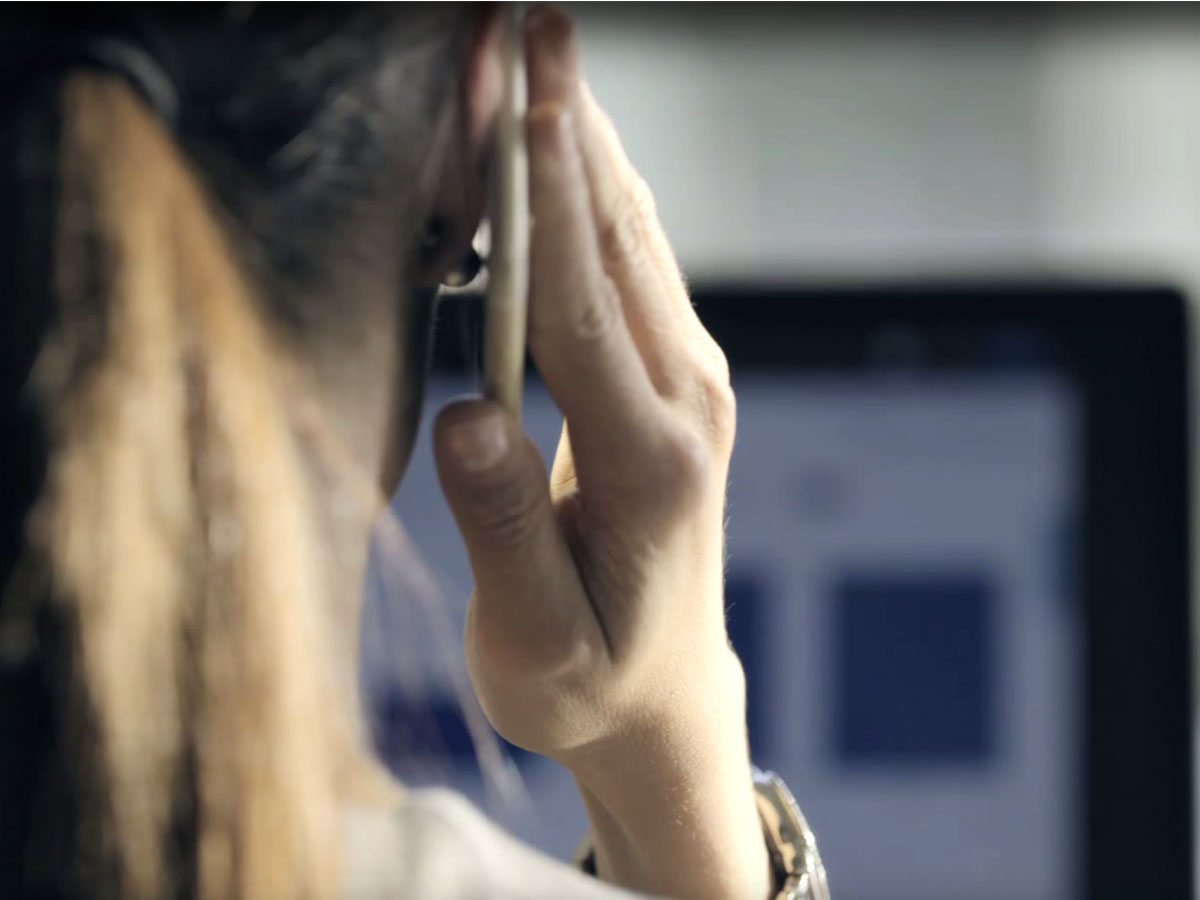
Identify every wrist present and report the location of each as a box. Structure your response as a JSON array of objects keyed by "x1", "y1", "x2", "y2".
[
  {"x1": 563, "y1": 650, "x2": 771, "y2": 899},
  {"x1": 562, "y1": 640, "x2": 748, "y2": 771},
  {"x1": 571, "y1": 759, "x2": 769, "y2": 900}
]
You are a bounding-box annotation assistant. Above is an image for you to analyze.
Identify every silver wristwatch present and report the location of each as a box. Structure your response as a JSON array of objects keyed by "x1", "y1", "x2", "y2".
[{"x1": 752, "y1": 767, "x2": 830, "y2": 900}]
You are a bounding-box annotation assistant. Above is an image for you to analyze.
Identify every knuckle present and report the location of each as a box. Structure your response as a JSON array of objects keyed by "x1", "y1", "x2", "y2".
[
  {"x1": 527, "y1": 276, "x2": 619, "y2": 352},
  {"x1": 700, "y1": 339, "x2": 732, "y2": 388},
  {"x1": 697, "y1": 360, "x2": 737, "y2": 447},
  {"x1": 598, "y1": 176, "x2": 657, "y2": 271},
  {"x1": 680, "y1": 340, "x2": 736, "y2": 448},
  {"x1": 654, "y1": 423, "x2": 711, "y2": 502},
  {"x1": 570, "y1": 281, "x2": 622, "y2": 344},
  {"x1": 629, "y1": 175, "x2": 659, "y2": 222},
  {"x1": 536, "y1": 7, "x2": 578, "y2": 57}
]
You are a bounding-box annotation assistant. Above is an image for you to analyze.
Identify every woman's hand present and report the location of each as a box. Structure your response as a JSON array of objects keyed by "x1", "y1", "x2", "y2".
[{"x1": 433, "y1": 9, "x2": 769, "y2": 900}]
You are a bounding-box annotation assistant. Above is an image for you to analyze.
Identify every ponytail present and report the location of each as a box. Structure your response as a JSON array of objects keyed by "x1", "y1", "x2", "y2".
[{"x1": 17, "y1": 74, "x2": 350, "y2": 899}]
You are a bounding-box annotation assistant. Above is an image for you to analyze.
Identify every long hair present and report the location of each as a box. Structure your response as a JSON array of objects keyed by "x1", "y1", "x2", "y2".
[{"x1": 7, "y1": 73, "x2": 356, "y2": 900}]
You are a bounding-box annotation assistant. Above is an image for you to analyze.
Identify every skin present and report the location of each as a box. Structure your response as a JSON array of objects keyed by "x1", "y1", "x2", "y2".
[{"x1": 422, "y1": 9, "x2": 772, "y2": 900}]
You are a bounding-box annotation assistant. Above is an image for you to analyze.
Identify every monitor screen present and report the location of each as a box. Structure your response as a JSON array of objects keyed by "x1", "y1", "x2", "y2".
[{"x1": 726, "y1": 369, "x2": 1080, "y2": 900}]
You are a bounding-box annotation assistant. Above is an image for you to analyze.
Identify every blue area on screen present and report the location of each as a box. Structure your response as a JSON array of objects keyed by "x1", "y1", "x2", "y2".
[
  {"x1": 371, "y1": 693, "x2": 533, "y2": 773},
  {"x1": 833, "y1": 570, "x2": 994, "y2": 765}
]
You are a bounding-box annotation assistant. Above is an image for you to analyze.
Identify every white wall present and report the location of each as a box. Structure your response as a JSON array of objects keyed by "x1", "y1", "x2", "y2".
[{"x1": 576, "y1": 7, "x2": 1200, "y2": 287}]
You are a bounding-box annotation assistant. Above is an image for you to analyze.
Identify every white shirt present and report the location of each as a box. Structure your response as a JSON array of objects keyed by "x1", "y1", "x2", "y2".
[{"x1": 345, "y1": 788, "x2": 654, "y2": 900}]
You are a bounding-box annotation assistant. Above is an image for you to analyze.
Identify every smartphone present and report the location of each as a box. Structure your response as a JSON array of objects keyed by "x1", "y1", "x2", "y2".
[{"x1": 483, "y1": 6, "x2": 529, "y2": 417}]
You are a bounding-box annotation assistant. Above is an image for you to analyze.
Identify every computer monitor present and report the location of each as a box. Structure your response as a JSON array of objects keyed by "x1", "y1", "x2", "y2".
[
  {"x1": 696, "y1": 285, "x2": 1191, "y2": 900},
  {"x1": 365, "y1": 283, "x2": 1191, "y2": 900}
]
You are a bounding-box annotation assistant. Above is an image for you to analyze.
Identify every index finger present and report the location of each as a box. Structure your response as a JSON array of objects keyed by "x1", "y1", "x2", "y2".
[
  {"x1": 524, "y1": 8, "x2": 714, "y2": 397},
  {"x1": 524, "y1": 101, "x2": 666, "y2": 480}
]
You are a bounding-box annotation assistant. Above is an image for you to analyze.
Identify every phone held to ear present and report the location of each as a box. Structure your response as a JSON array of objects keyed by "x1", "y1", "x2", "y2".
[{"x1": 483, "y1": 7, "x2": 530, "y2": 418}]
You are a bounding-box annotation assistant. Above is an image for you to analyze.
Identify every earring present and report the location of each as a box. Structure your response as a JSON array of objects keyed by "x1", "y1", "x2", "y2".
[
  {"x1": 441, "y1": 247, "x2": 483, "y2": 289},
  {"x1": 421, "y1": 215, "x2": 484, "y2": 289}
]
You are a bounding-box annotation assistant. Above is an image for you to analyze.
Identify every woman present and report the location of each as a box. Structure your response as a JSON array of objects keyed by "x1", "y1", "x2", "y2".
[{"x1": 0, "y1": 6, "x2": 822, "y2": 899}]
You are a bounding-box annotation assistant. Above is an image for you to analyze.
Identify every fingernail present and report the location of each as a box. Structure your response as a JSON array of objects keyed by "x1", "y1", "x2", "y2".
[
  {"x1": 525, "y1": 5, "x2": 569, "y2": 44},
  {"x1": 446, "y1": 414, "x2": 509, "y2": 473},
  {"x1": 525, "y1": 5, "x2": 577, "y2": 76},
  {"x1": 525, "y1": 5, "x2": 554, "y2": 32}
]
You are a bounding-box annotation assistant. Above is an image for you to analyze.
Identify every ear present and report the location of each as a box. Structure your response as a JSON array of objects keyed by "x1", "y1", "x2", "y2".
[
  {"x1": 413, "y1": 5, "x2": 505, "y2": 289},
  {"x1": 465, "y1": 4, "x2": 506, "y2": 145}
]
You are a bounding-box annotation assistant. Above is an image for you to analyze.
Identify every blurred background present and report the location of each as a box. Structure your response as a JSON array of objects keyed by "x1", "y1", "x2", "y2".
[{"x1": 362, "y1": 7, "x2": 1197, "y2": 900}]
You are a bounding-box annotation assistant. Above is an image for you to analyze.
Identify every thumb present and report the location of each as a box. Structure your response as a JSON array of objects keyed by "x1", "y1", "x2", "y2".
[{"x1": 433, "y1": 399, "x2": 595, "y2": 672}]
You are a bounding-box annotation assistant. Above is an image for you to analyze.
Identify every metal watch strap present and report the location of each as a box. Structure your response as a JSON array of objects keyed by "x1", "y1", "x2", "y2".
[{"x1": 752, "y1": 767, "x2": 830, "y2": 900}]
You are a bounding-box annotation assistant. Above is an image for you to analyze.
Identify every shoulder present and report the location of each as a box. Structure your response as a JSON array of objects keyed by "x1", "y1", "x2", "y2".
[{"x1": 344, "y1": 788, "x2": 652, "y2": 900}]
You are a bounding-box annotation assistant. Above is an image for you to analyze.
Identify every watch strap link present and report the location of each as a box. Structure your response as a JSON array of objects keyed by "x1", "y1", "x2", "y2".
[{"x1": 752, "y1": 767, "x2": 830, "y2": 900}]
